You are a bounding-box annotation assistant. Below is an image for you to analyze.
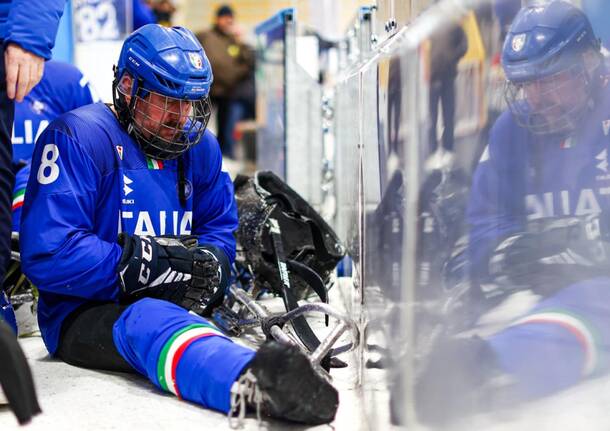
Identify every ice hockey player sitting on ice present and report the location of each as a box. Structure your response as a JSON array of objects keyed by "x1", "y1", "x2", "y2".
[
  {"x1": 418, "y1": 1, "x2": 610, "y2": 425},
  {"x1": 19, "y1": 24, "x2": 338, "y2": 425}
]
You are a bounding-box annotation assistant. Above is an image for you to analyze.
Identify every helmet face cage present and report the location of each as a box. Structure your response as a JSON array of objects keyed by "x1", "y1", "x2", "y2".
[
  {"x1": 504, "y1": 60, "x2": 591, "y2": 136},
  {"x1": 118, "y1": 78, "x2": 212, "y2": 160}
]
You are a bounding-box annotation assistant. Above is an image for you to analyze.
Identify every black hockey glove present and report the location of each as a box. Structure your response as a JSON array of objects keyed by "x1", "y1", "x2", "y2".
[
  {"x1": 486, "y1": 215, "x2": 610, "y2": 297},
  {"x1": 117, "y1": 234, "x2": 229, "y2": 316}
]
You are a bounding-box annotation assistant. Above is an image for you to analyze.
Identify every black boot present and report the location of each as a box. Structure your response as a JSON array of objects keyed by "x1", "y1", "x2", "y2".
[{"x1": 230, "y1": 341, "x2": 339, "y2": 425}]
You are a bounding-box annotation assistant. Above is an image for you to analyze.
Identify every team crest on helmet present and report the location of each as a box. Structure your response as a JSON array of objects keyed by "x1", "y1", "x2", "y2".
[
  {"x1": 512, "y1": 33, "x2": 526, "y2": 52},
  {"x1": 188, "y1": 53, "x2": 203, "y2": 69}
]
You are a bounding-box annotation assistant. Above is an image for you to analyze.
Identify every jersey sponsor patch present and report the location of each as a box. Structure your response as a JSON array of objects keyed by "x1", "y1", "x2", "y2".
[
  {"x1": 156, "y1": 323, "x2": 226, "y2": 398},
  {"x1": 123, "y1": 175, "x2": 133, "y2": 196}
]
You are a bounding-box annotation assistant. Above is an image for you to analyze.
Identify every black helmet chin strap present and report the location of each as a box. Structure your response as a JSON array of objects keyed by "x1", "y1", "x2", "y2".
[
  {"x1": 178, "y1": 156, "x2": 187, "y2": 208},
  {"x1": 112, "y1": 68, "x2": 143, "y2": 136}
]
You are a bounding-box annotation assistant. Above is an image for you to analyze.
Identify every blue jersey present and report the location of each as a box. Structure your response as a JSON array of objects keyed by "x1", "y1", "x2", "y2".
[
  {"x1": 468, "y1": 84, "x2": 610, "y2": 278},
  {"x1": 12, "y1": 60, "x2": 99, "y2": 163},
  {"x1": 20, "y1": 103, "x2": 238, "y2": 354},
  {"x1": 0, "y1": 0, "x2": 65, "y2": 59},
  {"x1": 11, "y1": 60, "x2": 98, "y2": 232}
]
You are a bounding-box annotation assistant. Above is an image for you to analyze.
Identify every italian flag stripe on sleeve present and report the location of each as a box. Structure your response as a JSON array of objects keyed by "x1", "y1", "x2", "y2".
[
  {"x1": 147, "y1": 158, "x2": 164, "y2": 170},
  {"x1": 510, "y1": 310, "x2": 599, "y2": 377},
  {"x1": 12, "y1": 189, "x2": 25, "y2": 211},
  {"x1": 156, "y1": 323, "x2": 225, "y2": 398}
]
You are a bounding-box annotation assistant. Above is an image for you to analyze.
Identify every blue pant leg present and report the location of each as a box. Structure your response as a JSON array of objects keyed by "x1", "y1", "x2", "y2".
[
  {"x1": 488, "y1": 277, "x2": 610, "y2": 399},
  {"x1": 112, "y1": 297, "x2": 255, "y2": 413}
]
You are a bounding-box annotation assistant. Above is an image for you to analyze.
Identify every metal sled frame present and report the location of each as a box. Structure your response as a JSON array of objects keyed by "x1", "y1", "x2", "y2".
[
  {"x1": 5, "y1": 233, "x2": 36, "y2": 306},
  {"x1": 228, "y1": 284, "x2": 360, "y2": 377}
]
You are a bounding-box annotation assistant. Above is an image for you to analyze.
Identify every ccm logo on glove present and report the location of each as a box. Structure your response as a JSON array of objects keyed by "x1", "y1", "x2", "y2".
[
  {"x1": 139, "y1": 236, "x2": 154, "y2": 285},
  {"x1": 117, "y1": 234, "x2": 228, "y2": 316}
]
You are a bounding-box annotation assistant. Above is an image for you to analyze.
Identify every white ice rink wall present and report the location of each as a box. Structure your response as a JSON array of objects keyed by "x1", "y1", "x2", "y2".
[
  {"x1": 258, "y1": 0, "x2": 610, "y2": 429},
  {"x1": 255, "y1": 9, "x2": 324, "y2": 208}
]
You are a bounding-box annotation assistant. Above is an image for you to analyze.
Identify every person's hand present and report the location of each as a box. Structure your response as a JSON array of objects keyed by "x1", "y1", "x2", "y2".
[{"x1": 4, "y1": 43, "x2": 44, "y2": 102}]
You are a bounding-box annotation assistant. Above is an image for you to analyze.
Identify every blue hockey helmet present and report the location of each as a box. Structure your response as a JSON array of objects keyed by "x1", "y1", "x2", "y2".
[
  {"x1": 502, "y1": 1, "x2": 603, "y2": 135},
  {"x1": 113, "y1": 24, "x2": 213, "y2": 160}
]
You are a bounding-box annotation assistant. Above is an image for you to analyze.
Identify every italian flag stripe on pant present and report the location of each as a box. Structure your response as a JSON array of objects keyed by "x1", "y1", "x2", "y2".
[
  {"x1": 156, "y1": 323, "x2": 226, "y2": 398},
  {"x1": 511, "y1": 310, "x2": 599, "y2": 377},
  {"x1": 12, "y1": 189, "x2": 25, "y2": 211},
  {"x1": 147, "y1": 158, "x2": 164, "y2": 170}
]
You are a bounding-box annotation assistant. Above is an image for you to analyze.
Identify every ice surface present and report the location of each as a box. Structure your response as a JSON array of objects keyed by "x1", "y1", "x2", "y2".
[{"x1": 0, "y1": 288, "x2": 362, "y2": 430}]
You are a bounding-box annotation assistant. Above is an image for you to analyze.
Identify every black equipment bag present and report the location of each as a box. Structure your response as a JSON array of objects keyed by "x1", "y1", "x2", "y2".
[
  {"x1": 234, "y1": 171, "x2": 345, "y2": 299},
  {"x1": 234, "y1": 171, "x2": 346, "y2": 361}
]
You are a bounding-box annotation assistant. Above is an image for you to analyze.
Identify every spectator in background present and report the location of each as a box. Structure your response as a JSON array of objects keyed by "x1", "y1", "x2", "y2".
[
  {"x1": 494, "y1": 0, "x2": 521, "y2": 39},
  {"x1": 148, "y1": 0, "x2": 176, "y2": 27},
  {"x1": 427, "y1": 18, "x2": 468, "y2": 156},
  {"x1": 133, "y1": 0, "x2": 157, "y2": 30},
  {"x1": 197, "y1": 4, "x2": 255, "y2": 159}
]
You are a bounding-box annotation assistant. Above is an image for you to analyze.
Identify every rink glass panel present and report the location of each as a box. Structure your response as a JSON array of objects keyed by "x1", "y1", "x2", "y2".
[
  {"x1": 333, "y1": 4, "x2": 377, "y2": 291},
  {"x1": 255, "y1": 13, "x2": 288, "y2": 179},
  {"x1": 285, "y1": 29, "x2": 324, "y2": 208},
  {"x1": 255, "y1": 9, "x2": 324, "y2": 207},
  {"x1": 350, "y1": 0, "x2": 610, "y2": 428},
  {"x1": 334, "y1": 69, "x2": 362, "y2": 279}
]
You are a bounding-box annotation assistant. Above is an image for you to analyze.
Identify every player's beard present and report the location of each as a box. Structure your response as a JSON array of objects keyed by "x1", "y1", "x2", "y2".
[
  {"x1": 158, "y1": 122, "x2": 184, "y2": 141},
  {"x1": 135, "y1": 117, "x2": 184, "y2": 143}
]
